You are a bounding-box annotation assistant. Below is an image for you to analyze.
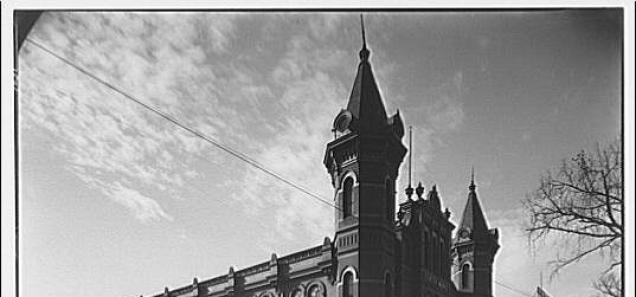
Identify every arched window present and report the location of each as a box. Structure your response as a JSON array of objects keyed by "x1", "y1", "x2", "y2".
[
  {"x1": 343, "y1": 272, "x2": 354, "y2": 297},
  {"x1": 384, "y1": 273, "x2": 392, "y2": 297},
  {"x1": 343, "y1": 177, "x2": 354, "y2": 218},
  {"x1": 461, "y1": 263, "x2": 471, "y2": 289},
  {"x1": 385, "y1": 179, "x2": 393, "y2": 221}
]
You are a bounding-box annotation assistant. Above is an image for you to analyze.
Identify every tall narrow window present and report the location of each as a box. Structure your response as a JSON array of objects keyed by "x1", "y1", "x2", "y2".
[
  {"x1": 461, "y1": 264, "x2": 470, "y2": 289},
  {"x1": 343, "y1": 272, "x2": 354, "y2": 297},
  {"x1": 384, "y1": 273, "x2": 392, "y2": 297},
  {"x1": 343, "y1": 177, "x2": 354, "y2": 218}
]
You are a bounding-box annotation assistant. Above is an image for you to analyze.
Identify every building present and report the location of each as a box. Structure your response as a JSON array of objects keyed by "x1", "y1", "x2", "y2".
[{"x1": 148, "y1": 21, "x2": 499, "y2": 297}]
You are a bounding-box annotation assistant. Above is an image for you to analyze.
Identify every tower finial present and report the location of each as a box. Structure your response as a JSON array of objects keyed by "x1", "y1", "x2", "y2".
[
  {"x1": 360, "y1": 14, "x2": 367, "y2": 49},
  {"x1": 359, "y1": 14, "x2": 370, "y2": 61},
  {"x1": 469, "y1": 166, "x2": 476, "y2": 191}
]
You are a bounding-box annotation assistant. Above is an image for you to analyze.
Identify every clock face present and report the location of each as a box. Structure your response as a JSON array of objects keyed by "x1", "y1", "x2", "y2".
[{"x1": 460, "y1": 229, "x2": 470, "y2": 238}]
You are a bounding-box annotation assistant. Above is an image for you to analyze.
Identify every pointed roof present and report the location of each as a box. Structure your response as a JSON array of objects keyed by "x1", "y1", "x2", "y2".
[
  {"x1": 345, "y1": 16, "x2": 388, "y2": 133},
  {"x1": 458, "y1": 171, "x2": 489, "y2": 236},
  {"x1": 427, "y1": 184, "x2": 441, "y2": 211}
]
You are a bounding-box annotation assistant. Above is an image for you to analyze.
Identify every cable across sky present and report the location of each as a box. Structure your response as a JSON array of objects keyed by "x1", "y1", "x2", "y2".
[{"x1": 25, "y1": 37, "x2": 340, "y2": 212}]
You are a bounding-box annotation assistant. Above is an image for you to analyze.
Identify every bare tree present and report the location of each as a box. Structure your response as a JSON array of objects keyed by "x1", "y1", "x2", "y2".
[
  {"x1": 593, "y1": 272, "x2": 622, "y2": 297},
  {"x1": 523, "y1": 139, "x2": 622, "y2": 295}
]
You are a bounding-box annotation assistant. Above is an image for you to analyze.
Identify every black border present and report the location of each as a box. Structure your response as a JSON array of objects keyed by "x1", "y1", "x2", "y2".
[{"x1": 12, "y1": 8, "x2": 627, "y2": 297}]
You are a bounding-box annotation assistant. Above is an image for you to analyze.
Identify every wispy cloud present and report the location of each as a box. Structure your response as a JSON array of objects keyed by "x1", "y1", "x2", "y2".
[
  {"x1": 398, "y1": 70, "x2": 466, "y2": 192},
  {"x1": 231, "y1": 18, "x2": 350, "y2": 251},
  {"x1": 21, "y1": 12, "x2": 350, "y2": 239},
  {"x1": 20, "y1": 12, "x2": 243, "y2": 223}
]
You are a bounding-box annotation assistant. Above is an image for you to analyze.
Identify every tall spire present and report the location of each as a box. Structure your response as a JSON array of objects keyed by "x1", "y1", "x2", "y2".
[
  {"x1": 457, "y1": 168, "x2": 489, "y2": 237},
  {"x1": 344, "y1": 14, "x2": 387, "y2": 133}
]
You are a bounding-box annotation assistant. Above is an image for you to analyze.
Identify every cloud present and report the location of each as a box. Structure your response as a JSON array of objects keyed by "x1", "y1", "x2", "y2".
[
  {"x1": 428, "y1": 71, "x2": 465, "y2": 131},
  {"x1": 229, "y1": 20, "x2": 351, "y2": 252},
  {"x1": 106, "y1": 182, "x2": 174, "y2": 223},
  {"x1": 398, "y1": 71, "x2": 465, "y2": 191},
  {"x1": 20, "y1": 12, "x2": 350, "y2": 239},
  {"x1": 20, "y1": 12, "x2": 243, "y2": 223}
]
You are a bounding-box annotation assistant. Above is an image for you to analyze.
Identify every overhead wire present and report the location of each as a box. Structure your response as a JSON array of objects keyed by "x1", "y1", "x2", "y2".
[
  {"x1": 495, "y1": 280, "x2": 535, "y2": 297},
  {"x1": 32, "y1": 87, "x2": 278, "y2": 233},
  {"x1": 26, "y1": 37, "x2": 535, "y2": 297},
  {"x1": 25, "y1": 37, "x2": 339, "y2": 212}
]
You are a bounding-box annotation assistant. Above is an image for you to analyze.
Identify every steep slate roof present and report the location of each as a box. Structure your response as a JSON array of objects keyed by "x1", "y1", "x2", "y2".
[
  {"x1": 345, "y1": 21, "x2": 388, "y2": 133},
  {"x1": 457, "y1": 176, "x2": 489, "y2": 237}
]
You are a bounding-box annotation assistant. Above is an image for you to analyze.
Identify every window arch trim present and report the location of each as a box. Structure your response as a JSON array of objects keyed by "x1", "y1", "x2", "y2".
[
  {"x1": 461, "y1": 261, "x2": 473, "y2": 289},
  {"x1": 342, "y1": 177, "x2": 354, "y2": 218},
  {"x1": 338, "y1": 265, "x2": 359, "y2": 284},
  {"x1": 339, "y1": 170, "x2": 358, "y2": 189},
  {"x1": 306, "y1": 281, "x2": 326, "y2": 297}
]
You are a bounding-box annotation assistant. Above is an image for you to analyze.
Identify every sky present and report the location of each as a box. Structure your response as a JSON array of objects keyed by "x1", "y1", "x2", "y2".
[{"x1": 17, "y1": 11, "x2": 622, "y2": 297}]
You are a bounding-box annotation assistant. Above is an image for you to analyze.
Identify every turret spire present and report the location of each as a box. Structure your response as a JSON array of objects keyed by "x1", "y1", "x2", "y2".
[
  {"x1": 359, "y1": 14, "x2": 370, "y2": 61},
  {"x1": 339, "y1": 15, "x2": 387, "y2": 133},
  {"x1": 360, "y1": 14, "x2": 367, "y2": 49},
  {"x1": 469, "y1": 166, "x2": 476, "y2": 191},
  {"x1": 452, "y1": 167, "x2": 499, "y2": 297},
  {"x1": 457, "y1": 167, "x2": 489, "y2": 237}
]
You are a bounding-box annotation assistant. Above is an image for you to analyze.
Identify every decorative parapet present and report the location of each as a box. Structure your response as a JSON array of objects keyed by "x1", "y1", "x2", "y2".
[
  {"x1": 200, "y1": 275, "x2": 226, "y2": 296},
  {"x1": 319, "y1": 237, "x2": 336, "y2": 282},
  {"x1": 236, "y1": 262, "x2": 269, "y2": 277},
  {"x1": 266, "y1": 253, "x2": 278, "y2": 287},
  {"x1": 278, "y1": 245, "x2": 322, "y2": 265},
  {"x1": 149, "y1": 243, "x2": 334, "y2": 297},
  {"x1": 239, "y1": 261, "x2": 271, "y2": 291},
  {"x1": 225, "y1": 266, "x2": 235, "y2": 295},
  {"x1": 168, "y1": 278, "x2": 199, "y2": 297},
  {"x1": 279, "y1": 245, "x2": 324, "y2": 279}
]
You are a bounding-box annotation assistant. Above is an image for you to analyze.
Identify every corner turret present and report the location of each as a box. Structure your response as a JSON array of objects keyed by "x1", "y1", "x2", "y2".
[{"x1": 451, "y1": 169, "x2": 499, "y2": 297}]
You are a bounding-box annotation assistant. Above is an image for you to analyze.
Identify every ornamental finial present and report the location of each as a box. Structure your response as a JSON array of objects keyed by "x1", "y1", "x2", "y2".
[
  {"x1": 359, "y1": 14, "x2": 370, "y2": 61},
  {"x1": 469, "y1": 166, "x2": 476, "y2": 191}
]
